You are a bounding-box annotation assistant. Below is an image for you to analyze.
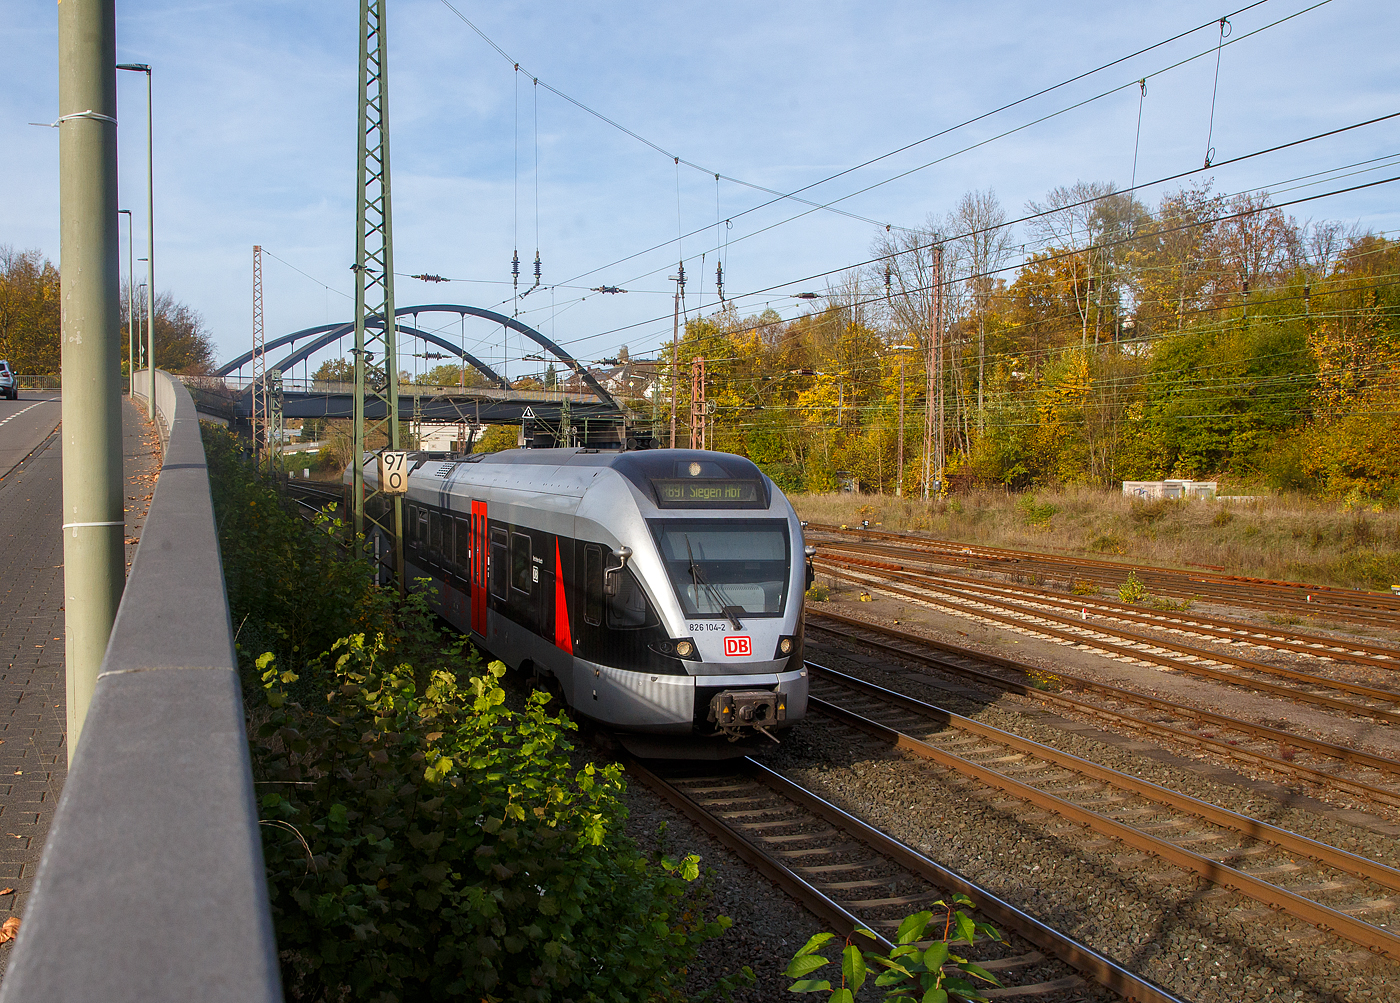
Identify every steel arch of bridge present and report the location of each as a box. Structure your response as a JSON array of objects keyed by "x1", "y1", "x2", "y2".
[{"x1": 218, "y1": 303, "x2": 624, "y2": 410}]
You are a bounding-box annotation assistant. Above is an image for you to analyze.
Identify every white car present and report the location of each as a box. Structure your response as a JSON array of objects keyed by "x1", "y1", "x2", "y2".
[{"x1": 0, "y1": 361, "x2": 15, "y2": 401}]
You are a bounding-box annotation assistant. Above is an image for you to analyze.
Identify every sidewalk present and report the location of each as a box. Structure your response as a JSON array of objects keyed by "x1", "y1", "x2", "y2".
[{"x1": 0, "y1": 399, "x2": 162, "y2": 975}]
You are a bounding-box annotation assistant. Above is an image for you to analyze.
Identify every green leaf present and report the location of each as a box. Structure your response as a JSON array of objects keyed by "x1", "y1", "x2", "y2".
[
  {"x1": 876, "y1": 968, "x2": 913, "y2": 986},
  {"x1": 896, "y1": 910, "x2": 933, "y2": 944},
  {"x1": 785, "y1": 954, "x2": 829, "y2": 979},
  {"x1": 786, "y1": 980, "x2": 831, "y2": 993},
  {"x1": 954, "y1": 911, "x2": 977, "y2": 945},
  {"x1": 942, "y1": 975, "x2": 985, "y2": 999},
  {"x1": 842, "y1": 944, "x2": 867, "y2": 994},
  {"x1": 923, "y1": 941, "x2": 949, "y2": 971},
  {"x1": 795, "y1": 932, "x2": 835, "y2": 957},
  {"x1": 829, "y1": 990, "x2": 854, "y2": 1003},
  {"x1": 957, "y1": 962, "x2": 1001, "y2": 986},
  {"x1": 921, "y1": 989, "x2": 948, "y2": 1003}
]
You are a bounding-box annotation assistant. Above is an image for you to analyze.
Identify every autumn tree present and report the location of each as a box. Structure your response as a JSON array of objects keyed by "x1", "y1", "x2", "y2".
[{"x1": 0, "y1": 247, "x2": 61, "y2": 374}]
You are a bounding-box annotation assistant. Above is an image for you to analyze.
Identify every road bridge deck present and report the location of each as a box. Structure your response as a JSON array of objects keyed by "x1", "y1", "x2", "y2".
[{"x1": 0, "y1": 396, "x2": 160, "y2": 978}]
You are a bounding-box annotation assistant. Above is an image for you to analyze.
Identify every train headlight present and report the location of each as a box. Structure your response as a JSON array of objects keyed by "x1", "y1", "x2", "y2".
[
  {"x1": 652, "y1": 637, "x2": 701, "y2": 661},
  {"x1": 773, "y1": 635, "x2": 799, "y2": 659},
  {"x1": 778, "y1": 638, "x2": 792, "y2": 654}
]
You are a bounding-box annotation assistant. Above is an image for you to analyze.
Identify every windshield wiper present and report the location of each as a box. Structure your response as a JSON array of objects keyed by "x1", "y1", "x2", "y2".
[{"x1": 685, "y1": 535, "x2": 743, "y2": 629}]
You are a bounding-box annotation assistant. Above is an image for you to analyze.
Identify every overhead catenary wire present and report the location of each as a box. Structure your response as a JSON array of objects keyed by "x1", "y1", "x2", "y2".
[
  {"x1": 1204, "y1": 16, "x2": 1233, "y2": 168},
  {"x1": 545, "y1": 116, "x2": 1400, "y2": 355},
  {"x1": 550, "y1": 0, "x2": 1319, "y2": 293},
  {"x1": 554, "y1": 172, "x2": 1400, "y2": 367},
  {"x1": 438, "y1": 0, "x2": 1292, "y2": 243},
  {"x1": 411, "y1": 0, "x2": 1340, "y2": 337}
]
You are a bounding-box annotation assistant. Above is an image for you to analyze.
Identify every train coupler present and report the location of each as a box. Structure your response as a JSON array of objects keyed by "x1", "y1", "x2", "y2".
[{"x1": 708, "y1": 689, "x2": 785, "y2": 742}]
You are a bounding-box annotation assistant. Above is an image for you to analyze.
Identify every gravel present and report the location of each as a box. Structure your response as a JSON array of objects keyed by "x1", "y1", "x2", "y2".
[{"x1": 786, "y1": 632, "x2": 1400, "y2": 1002}]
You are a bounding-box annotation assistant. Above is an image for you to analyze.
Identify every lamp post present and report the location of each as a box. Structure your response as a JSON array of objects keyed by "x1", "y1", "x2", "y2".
[
  {"x1": 116, "y1": 62, "x2": 153, "y2": 418},
  {"x1": 118, "y1": 209, "x2": 133, "y2": 394},
  {"x1": 890, "y1": 341, "x2": 916, "y2": 497},
  {"x1": 137, "y1": 275, "x2": 147, "y2": 370}
]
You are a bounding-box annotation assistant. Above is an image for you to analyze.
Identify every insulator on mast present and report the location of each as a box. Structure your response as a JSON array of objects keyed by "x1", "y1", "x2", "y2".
[
  {"x1": 511, "y1": 249, "x2": 520, "y2": 288},
  {"x1": 715, "y1": 261, "x2": 724, "y2": 302},
  {"x1": 884, "y1": 263, "x2": 892, "y2": 299},
  {"x1": 533, "y1": 250, "x2": 541, "y2": 280}
]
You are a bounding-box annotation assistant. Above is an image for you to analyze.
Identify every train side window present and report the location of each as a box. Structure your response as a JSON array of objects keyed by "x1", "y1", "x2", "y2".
[
  {"x1": 511, "y1": 533, "x2": 533, "y2": 594},
  {"x1": 455, "y1": 518, "x2": 471, "y2": 570},
  {"x1": 416, "y1": 507, "x2": 428, "y2": 545},
  {"x1": 489, "y1": 528, "x2": 509, "y2": 599},
  {"x1": 406, "y1": 506, "x2": 419, "y2": 543},
  {"x1": 429, "y1": 512, "x2": 443, "y2": 555},
  {"x1": 607, "y1": 567, "x2": 657, "y2": 629},
  {"x1": 583, "y1": 545, "x2": 603, "y2": 626}
]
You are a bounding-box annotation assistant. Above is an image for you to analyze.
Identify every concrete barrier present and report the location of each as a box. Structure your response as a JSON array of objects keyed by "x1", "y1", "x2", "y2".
[{"x1": 0, "y1": 371, "x2": 281, "y2": 1002}]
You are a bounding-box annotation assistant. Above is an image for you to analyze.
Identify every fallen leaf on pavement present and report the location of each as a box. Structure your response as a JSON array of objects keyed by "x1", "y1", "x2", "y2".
[
  {"x1": 0, "y1": 889, "x2": 14, "y2": 896},
  {"x1": 0, "y1": 917, "x2": 20, "y2": 943}
]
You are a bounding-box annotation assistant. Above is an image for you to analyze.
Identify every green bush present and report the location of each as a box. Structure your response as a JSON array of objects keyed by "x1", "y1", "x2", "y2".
[
  {"x1": 1015, "y1": 494, "x2": 1058, "y2": 527},
  {"x1": 203, "y1": 424, "x2": 391, "y2": 672},
  {"x1": 1118, "y1": 570, "x2": 1146, "y2": 604},
  {"x1": 202, "y1": 423, "x2": 731, "y2": 1001},
  {"x1": 784, "y1": 897, "x2": 1005, "y2": 1003},
  {"x1": 256, "y1": 629, "x2": 725, "y2": 1002}
]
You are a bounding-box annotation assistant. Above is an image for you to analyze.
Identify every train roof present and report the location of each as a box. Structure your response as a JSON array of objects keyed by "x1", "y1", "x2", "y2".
[{"x1": 400, "y1": 447, "x2": 775, "y2": 511}]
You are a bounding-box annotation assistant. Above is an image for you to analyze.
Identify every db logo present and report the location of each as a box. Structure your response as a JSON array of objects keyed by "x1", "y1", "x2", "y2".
[{"x1": 723, "y1": 635, "x2": 752, "y2": 657}]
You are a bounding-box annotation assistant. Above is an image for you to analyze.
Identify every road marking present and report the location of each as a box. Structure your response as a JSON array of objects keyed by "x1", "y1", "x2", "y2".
[{"x1": 0, "y1": 400, "x2": 54, "y2": 429}]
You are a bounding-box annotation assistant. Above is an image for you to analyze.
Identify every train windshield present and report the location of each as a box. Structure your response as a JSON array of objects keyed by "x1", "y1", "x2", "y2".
[{"x1": 650, "y1": 519, "x2": 790, "y2": 618}]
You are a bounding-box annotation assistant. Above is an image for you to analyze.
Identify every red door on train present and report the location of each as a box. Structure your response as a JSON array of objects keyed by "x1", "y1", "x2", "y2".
[{"x1": 471, "y1": 500, "x2": 487, "y2": 635}]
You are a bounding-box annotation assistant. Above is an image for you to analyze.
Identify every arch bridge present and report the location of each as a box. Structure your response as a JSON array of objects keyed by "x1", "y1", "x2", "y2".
[{"x1": 217, "y1": 303, "x2": 625, "y2": 413}]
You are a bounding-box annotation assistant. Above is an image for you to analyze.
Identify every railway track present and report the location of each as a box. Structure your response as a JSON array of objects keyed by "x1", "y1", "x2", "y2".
[
  {"x1": 817, "y1": 559, "x2": 1400, "y2": 727},
  {"x1": 807, "y1": 523, "x2": 1400, "y2": 628},
  {"x1": 805, "y1": 610, "x2": 1400, "y2": 809},
  {"x1": 819, "y1": 543, "x2": 1400, "y2": 669},
  {"x1": 805, "y1": 661, "x2": 1400, "y2": 962},
  {"x1": 626, "y1": 756, "x2": 1184, "y2": 1003}
]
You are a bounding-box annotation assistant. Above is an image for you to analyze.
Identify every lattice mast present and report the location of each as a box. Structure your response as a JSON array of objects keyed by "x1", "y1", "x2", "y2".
[
  {"x1": 689, "y1": 357, "x2": 707, "y2": 450},
  {"x1": 922, "y1": 243, "x2": 944, "y2": 499},
  {"x1": 352, "y1": 0, "x2": 404, "y2": 589},
  {"x1": 251, "y1": 244, "x2": 266, "y2": 466}
]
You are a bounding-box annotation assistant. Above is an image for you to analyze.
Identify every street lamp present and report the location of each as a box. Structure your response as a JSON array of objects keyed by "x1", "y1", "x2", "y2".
[
  {"x1": 116, "y1": 62, "x2": 154, "y2": 418},
  {"x1": 118, "y1": 209, "x2": 133, "y2": 395},
  {"x1": 136, "y1": 280, "x2": 148, "y2": 370},
  {"x1": 889, "y1": 341, "x2": 917, "y2": 497}
]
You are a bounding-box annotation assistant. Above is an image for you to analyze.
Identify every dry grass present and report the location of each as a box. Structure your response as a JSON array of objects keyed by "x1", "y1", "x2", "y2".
[{"x1": 792, "y1": 486, "x2": 1400, "y2": 591}]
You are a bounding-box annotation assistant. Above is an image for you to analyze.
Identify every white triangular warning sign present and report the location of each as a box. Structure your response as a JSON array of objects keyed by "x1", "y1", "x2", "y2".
[{"x1": 522, "y1": 406, "x2": 536, "y2": 419}]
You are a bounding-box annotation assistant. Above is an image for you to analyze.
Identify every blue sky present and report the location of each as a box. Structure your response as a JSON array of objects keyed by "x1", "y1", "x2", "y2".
[{"x1": 5, "y1": 0, "x2": 1397, "y2": 379}]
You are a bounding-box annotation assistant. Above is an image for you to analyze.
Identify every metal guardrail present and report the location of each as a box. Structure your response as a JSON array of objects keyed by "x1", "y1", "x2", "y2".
[{"x1": 0, "y1": 371, "x2": 281, "y2": 1002}]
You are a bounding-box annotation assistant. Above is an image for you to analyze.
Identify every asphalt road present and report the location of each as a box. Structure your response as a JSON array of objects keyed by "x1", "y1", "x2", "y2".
[{"x1": 0, "y1": 396, "x2": 62, "y2": 483}]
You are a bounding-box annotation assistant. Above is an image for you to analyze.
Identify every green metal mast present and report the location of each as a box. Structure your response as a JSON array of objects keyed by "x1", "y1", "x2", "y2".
[{"x1": 352, "y1": 0, "x2": 404, "y2": 588}]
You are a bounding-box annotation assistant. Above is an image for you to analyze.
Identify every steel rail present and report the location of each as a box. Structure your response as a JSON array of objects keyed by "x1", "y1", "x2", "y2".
[
  {"x1": 809, "y1": 662, "x2": 1400, "y2": 893},
  {"x1": 807, "y1": 696, "x2": 1400, "y2": 961},
  {"x1": 805, "y1": 611, "x2": 1400, "y2": 797},
  {"x1": 818, "y1": 561, "x2": 1400, "y2": 726},
  {"x1": 822, "y1": 556, "x2": 1400, "y2": 706},
  {"x1": 626, "y1": 757, "x2": 1186, "y2": 1003},
  {"x1": 818, "y1": 542, "x2": 1400, "y2": 668},
  {"x1": 818, "y1": 536, "x2": 1400, "y2": 631},
  {"x1": 809, "y1": 522, "x2": 1400, "y2": 608},
  {"x1": 807, "y1": 523, "x2": 1400, "y2": 624}
]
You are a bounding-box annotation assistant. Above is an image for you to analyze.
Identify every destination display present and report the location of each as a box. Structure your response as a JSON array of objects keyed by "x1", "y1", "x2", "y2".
[{"x1": 651, "y1": 478, "x2": 764, "y2": 508}]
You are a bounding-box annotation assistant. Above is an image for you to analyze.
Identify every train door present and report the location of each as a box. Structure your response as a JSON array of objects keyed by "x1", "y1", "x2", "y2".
[{"x1": 471, "y1": 500, "x2": 488, "y2": 635}]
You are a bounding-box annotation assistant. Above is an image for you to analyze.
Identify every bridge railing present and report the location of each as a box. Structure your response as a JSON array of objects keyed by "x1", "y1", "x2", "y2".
[{"x1": 0, "y1": 371, "x2": 281, "y2": 1002}]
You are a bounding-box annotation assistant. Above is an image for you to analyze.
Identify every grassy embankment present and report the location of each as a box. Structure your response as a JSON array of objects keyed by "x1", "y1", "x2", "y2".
[{"x1": 793, "y1": 488, "x2": 1400, "y2": 591}]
